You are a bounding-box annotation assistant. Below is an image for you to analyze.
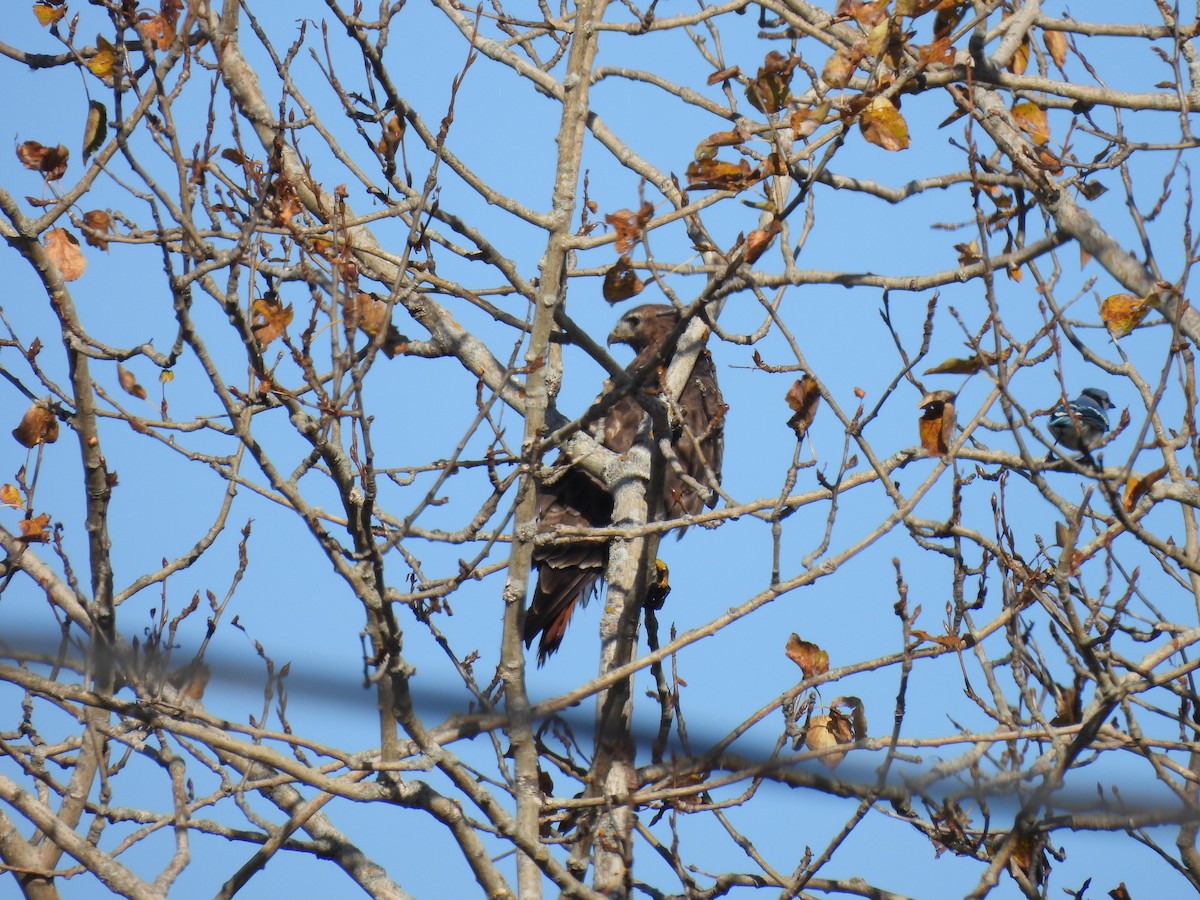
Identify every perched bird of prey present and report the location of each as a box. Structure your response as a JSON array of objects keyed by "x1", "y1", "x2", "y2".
[
  {"x1": 1048, "y1": 387, "x2": 1115, "y2": 468},
  {"x1": 524, "y1": 304, "x2": 725, "y2": 665}
]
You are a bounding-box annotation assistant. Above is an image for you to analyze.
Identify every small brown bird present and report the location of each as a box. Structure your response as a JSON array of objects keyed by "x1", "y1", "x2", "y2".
[
  {"x1": 918, "y1": 390, "x2": 957, "y2": 456},
  {"x1": 524, "y1": 305, "x2": 725, "y2": 664}
]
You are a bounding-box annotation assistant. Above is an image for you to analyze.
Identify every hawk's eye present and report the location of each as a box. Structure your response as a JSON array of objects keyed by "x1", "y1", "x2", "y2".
[{"x1": 626, "y1": 315, "x2": 639, "y2": 326}]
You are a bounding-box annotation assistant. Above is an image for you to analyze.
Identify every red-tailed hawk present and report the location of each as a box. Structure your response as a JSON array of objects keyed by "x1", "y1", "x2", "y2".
[{"x1": 524, "y1": 304, "x2": 725, "y2": 664}]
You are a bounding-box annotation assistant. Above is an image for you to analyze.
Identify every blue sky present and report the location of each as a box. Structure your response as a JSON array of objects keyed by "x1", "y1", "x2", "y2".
[{"x1": 1, "y1": 2, "x2": 1197, "y2": 897}]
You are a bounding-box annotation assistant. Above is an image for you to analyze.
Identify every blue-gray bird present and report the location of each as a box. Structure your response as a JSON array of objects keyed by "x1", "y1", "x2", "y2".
[{"x1": 1047, "y1": 387, "x2": 1114, "y2": 468}]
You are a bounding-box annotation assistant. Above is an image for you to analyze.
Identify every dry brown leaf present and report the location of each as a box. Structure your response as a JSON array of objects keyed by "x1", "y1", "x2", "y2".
[
  {"x1": 44, "y1": 228, "x2": 86, "y2": 280},
  {"x1": 1100, "y1": 293, "x2": 1152, "y2": 339},
  {"x1": 19, "y1": 513, "x2": 51, "y2": 543},
  {"x1": 785, "y1": 375, "x2": 820, "y2": 440},
  {"x1": 744, "y1": 220, "x2": 781, "y2": 264},
  {"x1": 694, "y1": 129, "x2": 749, "y2": 160},
  {"x1": 785, "y1": 634, "x2": 830, "y2": 680},
  {"x1": 822, "y1": 45, "x2": 862, "y2": 88},
  {"x1": 13, "y1": 401, "x2": 60, "y2": 448},
  {"x1": 1007, "y1": 36, "x2": 1030, "y2": 75},
  {"x1": 859, "y1": 97, "x2": 910, "y2": 151},
  {"x1": 602, "y1": 255, "x2": 644, "y2": 303},
  {"x1": 1108, "y1": 883, "x2": 1131, "y2": 900},
  {"x1": 745, "y1": 51, "x2": 798, "y2": 114},
  {"x1": 605, "y1": 203, "x2": 654, "y2": 254},
  {"x1": 706, "y1": 65, "x2": 740, "y2": 85},
  {"x1": 918, "y1": 390, "x2": 956, "y2": 456},
  {"x1": 805, "y1": 714, "x2": 847, "y2": 768},
  {"x1": 88, "y1": 35, "x2": 117, "y2": 80},
  {"x1": 33, "y1": 1, "x2": 66, "y2": 27},
  {"x1": 923, "y1": 347, "x2": 1008, "y2": 375},
  {"x1": 1123, "y1": 465, "x2": 1168, "y2": 512},
  {"x1": 82, "y1": 210, "x2": 112, "y2": 250},
  {"x1": 346, "y1": 292, "x2": 409, "y2": 357},
  {"x1": 1011, "y1": 101, "x2": 1050, "y2": 145},
  {"x1": 117, "y1": 364, "x2": 148, "y2": 400},
  {"x1": 1044, "y1": 30, "x2": 1068, "y2": 68},
  {"x1": 83, "y1": 100, "x2": 107, "y2": 161},
  {"x1": 790, "y1": 102, "x2": 830, "y2": 140},
  {"x1": 17, "y1": 141, "x2": 69, "y2": 180},
  {"x1": 1, "y1": 484, "x2": 22, "y2": 508},
  {"x1": 137, "y1": 12, "x2": 176, "y2": 51},
  {"x1": 685, "y1": 157, "x2": 759, "y2": 192},
  {"x1": 251, "y1": 292, "x2": 293, "y2": 346}
]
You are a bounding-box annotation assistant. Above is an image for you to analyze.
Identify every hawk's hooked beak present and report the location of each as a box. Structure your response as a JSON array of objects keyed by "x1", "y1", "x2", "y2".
[{"x1": 607, "y1": 320, "x2": 634, "y2": 347}]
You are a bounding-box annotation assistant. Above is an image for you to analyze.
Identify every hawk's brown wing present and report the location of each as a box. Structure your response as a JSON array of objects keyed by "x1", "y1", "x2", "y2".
[{"x1": 525, "y1": 305, "x2": 724, "y2": 664}]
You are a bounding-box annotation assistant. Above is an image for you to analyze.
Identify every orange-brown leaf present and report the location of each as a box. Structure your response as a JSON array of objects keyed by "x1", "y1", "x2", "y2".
[
  {"x1": 88, "y1": 35, "x2": 117, "y2": 80},
  {"x1": 33, "y1": 1, "x2": 65, "y2": 27},
  {"x1": 1, "y1": 484, "x2": 23, "y2": 508},
  {"x1": 1123, "y1": 465, "x2": 1168, "y2": 512},
  {"x1": 694, "y1": 129, "x2": 749, "y2": 160},
  {"x1": 1012, "y1": 101, "x2": 1050, "y2": 145},
  {"x1": 859, "y1": 97, "x2": 910, "y2": 151},
  {"x1": 744, "y1": 220, "x2": 781, "y2": 264},
  {"x1": 706, "y1": 65, "x2": 740, "y2": 85},
  {"x1": 346, "y1": 292, "x2": 409, "y2": 357},
  {"x1": 251, "y1": 293, "x2": 293, "y2": 346},
  {"x1": 822, "y1": 46, "x2": 862, "y2": 89},
  {"x1": 17, "y1": 141, "x2": 69, "y2": 180},
  {"x1": 1100, "y1": 293, "x2": 1152, "y2": 339},
  {"x1": 117, "y1": 364, "x2": 148, "y2": 401},
  {"x1": 19, "y1": 513, "x2": 51, "y2": 543},
  {"x1": 785, "y1": 634, "x2": 830, "y2": 680},
  {"x1": 137, "y1": 13, "x2": 176, "y2": 51},
  {"x1": 44, "y1": 228, "x2": 86, "y2": 280},
  {"x1": 785, "y1": 375, "x2": 820, "y2": 440},
  {"x1": 1007, "y1": 36, "x2": 1031, "y2": 75},
  {"x1": 1044, "y1": 30, "x2": 1068, "y2": 68},
  {"x1": 685, "y1": 157, "x2": 758, "y2": 192},
  {"x1": 602, "y1": 255, "x2": 645, "y2": 303},
  {"x1": 82, "y1": 209, "x2": 112, "y2": 250},
  {"x1": 13, "y1": 402, "x2": 59, "y2": 448},
  {"x1": 605, "y1": 203, "x2": 654, "y2": 254},
  {"x1": 790, "y1": 102, "x2": 830, "y2": 140},
  {"x1": 745, "y1": 51, "x2": 798, "y2": 114}
]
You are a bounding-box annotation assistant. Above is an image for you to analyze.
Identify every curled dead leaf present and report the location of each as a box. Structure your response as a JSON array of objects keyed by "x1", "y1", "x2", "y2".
[
  {"x1": 346, "y1": 292, "x2": 409, "y2": 358},
  {"x1": 82, "y1": 210, "x2": 113, "y2": 250},
  {"x1": 923, "y1": 347, "x2": 1008, "y2": 375},
  {"x1": 33, "y1": 1, "x2": 66, "y2": 27},
  {"x1": 685, "y1": 157, "x2": 759, "y2": 192},
  {"x1": 17, "y1": 141, "x2": 69, "y2": 180},
  {"x1": 1011, "y1": 101, "x2": 1050, "y2": 146},
  {"x1": 13, "y1": 401, "x2": 60, "y2": 449},
  {"x1": 745, "y1": 51, "x2": 798, "y2": 114},
  {"x1": 377, "y1": 114, "x2": 405, "y2": 165},
  {"x1": 602, "y1": 256, "x2": 645, "y2": 303},
  {"x1": 785, "y1": 634, "x2": 830, "y2": 680},
  {"x1": 44, "y1": 228, "x2": 86, "y2": 280},
  {"x1": 605, "y1": 203, "x2": 654, "y2": 254},
  {"x1": 1123, "y1": 465, "x2": 1168, "y2": 512},
  {"x1": 785, "y1": 375, "x2": 820, "y2": 440},
  {"x1": 19, "y1": 513, "x2": 51, "y2": 543},
  {"x1": 1100, "y1": 293, "x2": 1152, "y2": 339},
  {"x1": 1, "y1": 484, "x2": 22, "y2": 508},
  {"x1": 117, "y1": 364, "x2": 148, "y2": 401},
  {"x1": 1044, "y1": 29, "x2": 1068, "y2": 68},
  {"x1": 251, "y1": 292, "x2": 293, "y2": 346},
  {"x1": 744, "y1": 220, "x2": 781, "y2": 264},
  {"x1": 859, "y1": 96, "x2": 910, "y2": 151}
]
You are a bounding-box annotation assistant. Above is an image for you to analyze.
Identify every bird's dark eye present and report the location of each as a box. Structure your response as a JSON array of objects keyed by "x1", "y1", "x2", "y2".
[{"x1": 627, "y1": 315, "x2": 639, "y2": 325}]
